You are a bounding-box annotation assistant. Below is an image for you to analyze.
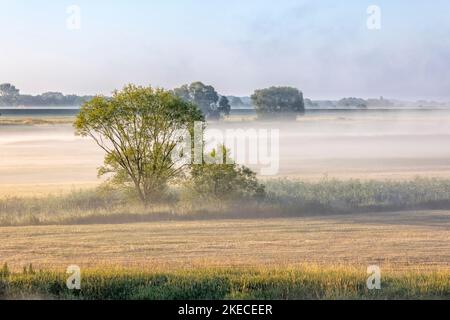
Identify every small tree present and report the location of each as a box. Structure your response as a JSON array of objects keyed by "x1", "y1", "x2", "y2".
[
  {"x1": 251, "y1": 86, "x2": 305, "y2": 119},
  {"x1": 75, "y1": 85, "x2": 204, "y2": 204},
  {"x1": 184, "y1": 146, "x2": 266, "y2": 202}
]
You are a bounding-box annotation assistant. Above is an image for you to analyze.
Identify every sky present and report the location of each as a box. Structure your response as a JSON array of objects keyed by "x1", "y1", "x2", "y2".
[{"x1": 1, "y1": 0, "x2": 449, "y2": 100}]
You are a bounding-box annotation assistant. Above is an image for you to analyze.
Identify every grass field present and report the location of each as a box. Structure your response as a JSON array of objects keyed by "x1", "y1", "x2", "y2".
[
  {"x1": 1, "y1": 211, "x2": 448, "y2": 271},
  {"x1": 1, "y1": 181, "x2": 448, "y2": 300},
  {"x1": 0, "y1": 212, "x2": 449, "y2": 299}
]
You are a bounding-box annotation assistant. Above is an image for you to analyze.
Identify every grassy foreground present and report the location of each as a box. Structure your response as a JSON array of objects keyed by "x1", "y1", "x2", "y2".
[{"x1": 1, "y1": 267, "x2": 449, "y2": 300}]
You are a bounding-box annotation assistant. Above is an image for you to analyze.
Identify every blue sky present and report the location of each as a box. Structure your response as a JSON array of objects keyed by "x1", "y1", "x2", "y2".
[{"x1": 1, "y1": 0, "x2": 449, "y2": 100}]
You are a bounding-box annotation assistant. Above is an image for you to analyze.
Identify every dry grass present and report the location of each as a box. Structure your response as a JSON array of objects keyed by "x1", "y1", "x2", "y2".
[
  {"x1": 2, "y1": 178, "x2": 450, "y2": 226},
  {"x1": 1, "y1": 211, "x2": 448, "y2": 272},
  {"x1": 1, "y1": 266, "x2": 448, "y2": 300},
  {"x1": 0, "y1": 183, "x2": 100, "y2": 198}
]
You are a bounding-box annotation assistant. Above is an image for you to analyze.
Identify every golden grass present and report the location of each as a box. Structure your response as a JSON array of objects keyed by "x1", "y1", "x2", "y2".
[
  {"x1": 2, "y1": 265, "x2": 449, "y2": 300},
  {"x1": 1, "y1": 211, "x2": 448, "y2": 272}
]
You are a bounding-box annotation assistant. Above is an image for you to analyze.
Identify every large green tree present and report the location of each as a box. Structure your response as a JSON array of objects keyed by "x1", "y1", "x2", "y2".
[
  {"x1": 173, "y1": 82, "x2": 230, "y2": 120},
  {"x1": 74, "y1": 85, "x2": 204, "y2": 204},
  {"x1": 251, "y1": 86, "x2": 305, "y2": 119}
]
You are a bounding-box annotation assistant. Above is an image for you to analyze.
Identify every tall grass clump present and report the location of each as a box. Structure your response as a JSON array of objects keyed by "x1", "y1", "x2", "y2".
[
  {"x1": 265, "y1": 177, "x2": 450, "y2": 214},
  {"x1": 0, "y1": 185, "x2": 186, "y2": 226}
]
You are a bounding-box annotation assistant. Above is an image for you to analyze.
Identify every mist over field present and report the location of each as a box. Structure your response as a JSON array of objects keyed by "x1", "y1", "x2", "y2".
[{"x1": 2, "y1": 109, "x2": 450, "y2": 194}]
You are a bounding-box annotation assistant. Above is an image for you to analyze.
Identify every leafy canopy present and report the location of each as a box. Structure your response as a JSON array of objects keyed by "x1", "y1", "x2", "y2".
[
  {"x1": 251, "y1": 86, "x2": 305, "y2": 119},
  {"x1": 173, "y1": 81, "x2": 230, "y2": 120},
  {"x1": 74, "y1": 84, "x2": 204, "y2": 204},
  {"x1": 185, "y1": 146, "x2": 266, "y2": 202}
]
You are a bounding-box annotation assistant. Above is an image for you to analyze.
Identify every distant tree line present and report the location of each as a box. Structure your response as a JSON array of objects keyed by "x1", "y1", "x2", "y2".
[
  {"x1": 2, "y1": 81, "x2": 407, "y2": 120},
  {"x1": 1, "y1": 82, "x2": 308, "y2": 120},
  {"x1": 173, "y1": 82, "x2": 306, "y2": 120},
  {"x1": 305, "y1": 97, "x2": 396, "y2": 109},
  {"x1": 0, "y1": 83, "x2": 93, "y2": 107}
]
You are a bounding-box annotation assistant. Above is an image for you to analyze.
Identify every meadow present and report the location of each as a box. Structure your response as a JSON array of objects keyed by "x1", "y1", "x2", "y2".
[
  {"x1": 1, "y1": 211, "x2": 449, "y2": 269},
  {"x1": 1, "y1": 210, "x2": 449, "y2": 300},
  {"x1": 1, "y1": 110, "x2": 449, "y2": 300}
]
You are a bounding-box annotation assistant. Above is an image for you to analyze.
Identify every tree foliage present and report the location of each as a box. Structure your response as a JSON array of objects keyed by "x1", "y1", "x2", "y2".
[
  {"x1": 251, "y1": 86, "x2": 305, "y2": 119},
  {"x1": 0, "y1": 83, "x2": 20, "y2": 105},
  {"x1": 185, "y1": 146, "x2": 266, "y2": 202},
  {"x1": 173, "y1": 82, "x2": 230, "y2": 120},
  {"x1": 0, "y1": 83, "x2": 20, "y2": 97},
  {"x1": 337, "y1": 97, "x2": 367, "y2": 108},
  {"x1": 74, "y1": 84, "x2": 204, "y2": 204}
]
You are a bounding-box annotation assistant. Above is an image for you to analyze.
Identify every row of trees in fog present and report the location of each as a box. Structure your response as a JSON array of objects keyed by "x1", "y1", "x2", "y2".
[
  {"x1": 172, "y1": 82, "x2": 305, "y2": 120},
  {"x1": 0, "y1": 83, "x2": 93, "y2": 107},
  {"x1": 0, "y1": 82, "x2": 306, "y2": 120},
  {"x1": 4, "y1": 82, "x2": 437, "y2": 117}
]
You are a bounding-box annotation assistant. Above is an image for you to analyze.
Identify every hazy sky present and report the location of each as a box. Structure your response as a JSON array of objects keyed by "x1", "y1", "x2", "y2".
[{"x1": 1, "y1": 0, "x2": 449, "y2": 100}]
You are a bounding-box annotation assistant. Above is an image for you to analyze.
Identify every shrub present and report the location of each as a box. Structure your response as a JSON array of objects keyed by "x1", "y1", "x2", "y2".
[{"x1": 183, "y1": 147, "x2": 266, "y2": 203}]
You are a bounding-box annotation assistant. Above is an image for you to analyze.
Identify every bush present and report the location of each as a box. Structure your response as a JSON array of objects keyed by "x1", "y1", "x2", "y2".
[{"x1": 183, "y1": 147, "x2": 266, "y2": 203}]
